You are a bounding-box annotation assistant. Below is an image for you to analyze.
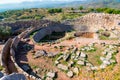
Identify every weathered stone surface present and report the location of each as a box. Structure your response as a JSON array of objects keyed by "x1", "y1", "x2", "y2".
[
  {"x1": 106, "y1": 54, "x2": 112, "y2": 59},
  {"x1": 1, "y1": 38, "x2": 17, "y2": 74},
  {"x1": 100, "y1": 57, "x2": 105, "y2": 61},
  {"x1": 86, "y1": 63, "x2": 93, "y2": 67},
  {"x1": 91, "y1": 66, "x2": 98, "y2": 70},
  {"x1": 77, "y1": 60, "x2": 85, "y2": 66},
  {"x1": 67, "y1": 71, "x2": 73, "y2": 78},
  {"x1": 71, "y1": 54, "x2": 76, "y2": 59},
  {"x1": 78, "y1": 57, "x2": 86, "y2": 61},
  {"x1": 102, "y1": 51, "x2": 107, "y2": 55},
  {"x1": 55, "y1": 60, "x2": 59, "y2": 65},
  {"x1": 100, "y1": 64, "x2": 107, "y2": 69},
  {"x1": 57, "y1": 64, "x2": 68, "y2": 71},
  {"x1": 47, "y1": 52, "x2": 56, "y2": 57},
  {"x1": 46, "y1": 77, "x2": 53, "y2": 80},
  {"x1": 34, "y1": 50, "x2": 47, "y2": 58},
  {"x1": 11, "y1": 36, "x2": 20, "y2": 49},
  {"x1": 33, "y1": 25, "x2": 70, "y2": 43},
  {"x1": 103, "y1": 60, "x2": 111, "y2": 65},
  {"x1": 73, "y1": 47, "x2": 78, "y2": 53},
  {"x1": 71, "y1": 13, "x2": 120, "y2": 31},
  {"x1": 0, "y1": 73, "x2": 26, "y2": 80},
  {"x1": 76, "y1": 51, "x2": 80, "y2": 56},
  {"x1": 57, "y1": 55, "x2": 63, "y2": 61},
  {"x1": 47, "y1": 72, "x2": 56, "y2": 78},
  {"x1": 110, "y1": 59, "x2": 116, "y2": 63},
  {"x1": 80, "y1": 52, "x2": 87, "y2": 58},
  {"x1": 63, "y1": 54, "x2": 70, "y2": 61},
  {"x1": 73, "y1": 67, "x2": 79, "y2": 74},
  {"x1": 68, "y1": 61, "x2": 74, "y2": 67}
]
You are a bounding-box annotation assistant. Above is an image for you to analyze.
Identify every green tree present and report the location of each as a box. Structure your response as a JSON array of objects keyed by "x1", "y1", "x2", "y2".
[
  {"x1": 88, "y1": 8, "x2": 94, "y2": 12},
  {"x1": 0, "y1": 26, "x2": 12, "y2": 39},
  {"x1": 79, "y1": 6, "x2": 83, "y2": 10},
  {"x1": 104, "y1": 8, "x2": 114, "y2": 14},
  {"x1": 48, "y1": 8, "x2": 62, "y2": 13},
  {"x1": 71, "y1": 7, "x2": 74, "y2": 10},
  {"x1": 112, "y1": 10, "x2": 120, "y2": 14}
]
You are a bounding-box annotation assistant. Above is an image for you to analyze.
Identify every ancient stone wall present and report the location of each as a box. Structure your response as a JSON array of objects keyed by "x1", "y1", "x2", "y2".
[
  {"x1": 67, "y1": 13, "x2": 120, "y2": 32},
  {"x1": 10, "y1": 29, "x2": 41, "y2": 80},
  {"x1": 33, "y1": 24, "x2": 72, "y2": 43},
  {"x1": 0, "y1": 26, "x2": 41, "y2": 79},
  {"x1": 0, "y1": 38, "x2": 17, "y2": 74}
]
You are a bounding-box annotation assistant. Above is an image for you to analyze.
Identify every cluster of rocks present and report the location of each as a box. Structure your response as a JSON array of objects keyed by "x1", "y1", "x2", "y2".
[
  {"x1": 82, "y1": 43, "x2": 118, "y2": 70},
  {"x1": 100, "y1": 45, "x2": 118, "y2": 69},
  {"x1": 34, "y1": 50, "x2": 47, "y2": 58},
  {"x1": 33, "y1": 50, "x2": 56, "y2": 59},
  {"x1": 54, "y1": 43, "x2": 119, "y2": 74},
  {"x1": 81, "y1": 43, "x2": 96, "y2": 52},
  {"x1": 45, "y1": 71, "x2": 56, "y2": 80},
  {"x1": 54, "y1": 46, "x2": 92, "y2": 78}
]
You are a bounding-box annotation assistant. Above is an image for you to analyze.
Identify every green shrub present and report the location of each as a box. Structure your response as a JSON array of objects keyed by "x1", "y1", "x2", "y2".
[
  {"x1": 99, "y1": 35, "x2": 109, "y2": 40},
  {"x1": 71, "y1": 7, "x2": 75, "y2": 10},
  {"x1": 79, "y1": 6, "x2": 83, "y2": 10},
  {"x1": 95, "y1": 8, "x2": 120, "y2": 14},
  {"x1": 0, "y1": 26, "x2": 12, "y2": 39},
  {"x1": 101, "y1": 32, "x2": 110, "y2": 37},
  {"x1": 48, "y1": 8, "x2": 62, "y2": 13}
]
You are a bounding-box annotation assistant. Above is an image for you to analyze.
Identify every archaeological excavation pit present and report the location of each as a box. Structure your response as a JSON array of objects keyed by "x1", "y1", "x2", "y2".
[{"x1": 37, "y1": 31, "x2": 66, "y2": 42}]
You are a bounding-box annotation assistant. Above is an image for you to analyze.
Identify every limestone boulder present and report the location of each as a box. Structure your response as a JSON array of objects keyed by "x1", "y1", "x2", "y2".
[
  {"x1": 34, "y1": 50, "x2": 47, "y2": 58},
  {"x1": 67, "y1": 71, "x2": 73, "y2": 78},
  {"x1": 77, "y1": 60, "x2": 85, "y2": 66},
  {"x1": 57, "y1": 64, "x2": 68, "y2": 71},
  {"x1": 73, "y1": 67, "x2": 79, "y2": 74},
  {"x1": 46, "y1": 72, "x2": 56, "y2": 78}
]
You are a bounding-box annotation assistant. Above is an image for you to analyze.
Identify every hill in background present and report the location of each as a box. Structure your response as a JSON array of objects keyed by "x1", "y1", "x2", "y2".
[{"x1": 0, "y1": 0, "x2": 120, "y2": 12}]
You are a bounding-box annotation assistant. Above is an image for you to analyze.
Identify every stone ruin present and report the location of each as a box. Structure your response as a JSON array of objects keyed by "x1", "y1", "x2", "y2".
[
  {"x1": 0, "y1": 27, "x2": 42, "y2": 80},
  {"x1": 33, "y1": 24, "x2": 71, "y2": 43},
  {"x1": 65, "y1": 13, "x2": 120, "y2": 32},
  {"x1": 0, "y1": 13, "x2": 120, "y2": 80},
  {"x1": 0, "y1": 20, "x2": 73, "y2": 80}
]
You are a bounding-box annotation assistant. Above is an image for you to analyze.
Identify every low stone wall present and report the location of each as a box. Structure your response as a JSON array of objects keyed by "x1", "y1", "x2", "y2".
[
  {"x1": 0, "y1": 21, "x2": 72, "y2": 80},
  {"x1": 10, "y1": 29, "x2": 41, "y2": 80},
  {"x1": 0, "y1": 26, "x2": 42, "y2": 79},
  {"x1": 0, "y1": 38, "x2": 17, "y2": 74},
  {"x1": 33, "y1": 25, "x2": 71, "y2": 43}
]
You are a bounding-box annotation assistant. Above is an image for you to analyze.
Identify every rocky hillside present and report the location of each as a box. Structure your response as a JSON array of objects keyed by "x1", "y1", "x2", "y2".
[{"x1": 66, "y1": 13, "x2": 120, "y2": 32}]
